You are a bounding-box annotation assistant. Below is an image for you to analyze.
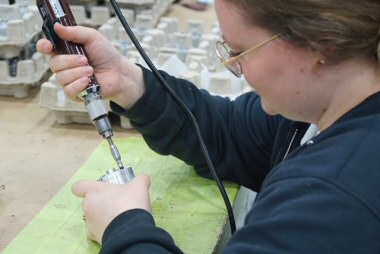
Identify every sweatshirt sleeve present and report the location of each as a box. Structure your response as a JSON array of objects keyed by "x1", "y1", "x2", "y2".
[
  {"x1": 110, "y1": 66, "x2": 281, "y2": 190},
  {"x1": 101, "y1": 177, "x2": 380, "y2": 254},
  {"x1": 101, "y1": 209, "x2": 184, "y2": 254},
  {"x1": 222, "y1": 176, "x2": 380, "y2": 253}
]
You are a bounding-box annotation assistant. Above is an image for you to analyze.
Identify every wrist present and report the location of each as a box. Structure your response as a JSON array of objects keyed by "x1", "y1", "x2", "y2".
[
  {"x1": 102, "y1": 209, "x2": 154, "y2": 245},
  {"x1": 113, "y1": 58, "x2": 145, "y2": 109}
]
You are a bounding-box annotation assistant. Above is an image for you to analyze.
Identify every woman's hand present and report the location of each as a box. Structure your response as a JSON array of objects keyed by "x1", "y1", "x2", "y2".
[
  {"x1": 71, "y1": 174, "x2": 152, "y2": 244},
  {"x1": 36, "y1": 23, "x2": 145, "y2": 109}
]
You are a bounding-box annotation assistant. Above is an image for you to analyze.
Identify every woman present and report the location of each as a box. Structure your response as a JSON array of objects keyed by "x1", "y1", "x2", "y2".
[{"x1": 37, "y1": 0, "x2": 380, "y2": 252}]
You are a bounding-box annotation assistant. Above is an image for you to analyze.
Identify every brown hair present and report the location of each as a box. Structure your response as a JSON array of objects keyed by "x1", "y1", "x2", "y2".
[{"x1": 225, "y1": 0, "x2": 380, "y2": 64}]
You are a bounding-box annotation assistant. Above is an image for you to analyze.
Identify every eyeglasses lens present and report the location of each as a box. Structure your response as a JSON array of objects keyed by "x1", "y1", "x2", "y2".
[{"x1": 216, "y1": 42, "x2": 241, "y2": 77}]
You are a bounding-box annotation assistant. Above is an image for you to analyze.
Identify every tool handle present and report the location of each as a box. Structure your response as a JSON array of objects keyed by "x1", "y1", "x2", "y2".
[{"x1": 36, "y1": 0, "x2": 99, "y2": 90}]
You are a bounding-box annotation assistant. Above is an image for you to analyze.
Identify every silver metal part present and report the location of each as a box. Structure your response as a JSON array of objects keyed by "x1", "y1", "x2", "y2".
[
  {"x1": 85, "y1": 93, "x2": 108, "y2": 120},
  {"x1": 84, "y1": 91, "x2": 130, "y2": 182},
  {"x1": 107, "y1": 137, "x2": 125, "y2": 169},
  {"x1": 95, "y1": 117, "x2": 113, "y2": 138},
  {"x1": 99, "y1": 167, "x2": 135, "y2": 184},
  {"x1": 85, "y1": 92, "x2": 113, "y2": 138}
]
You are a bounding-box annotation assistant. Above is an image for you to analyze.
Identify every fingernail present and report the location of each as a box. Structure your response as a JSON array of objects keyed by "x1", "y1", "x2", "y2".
[
  {"x1": 79, "y1": 56, "x2": 87, "y2": 65},
  {"x1": 84, "y1": 66, "x2": 93, "y2": 75}
]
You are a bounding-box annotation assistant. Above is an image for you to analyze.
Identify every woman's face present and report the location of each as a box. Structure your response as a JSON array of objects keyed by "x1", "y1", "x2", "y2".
[{"x1": 215, "y1": 0, "x2": 330, "y2": 123}]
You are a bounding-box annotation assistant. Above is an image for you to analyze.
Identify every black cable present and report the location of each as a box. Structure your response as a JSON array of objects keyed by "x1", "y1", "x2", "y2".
[{"x1": 109, "y1": 0, "x2": 236, "y2": 234}]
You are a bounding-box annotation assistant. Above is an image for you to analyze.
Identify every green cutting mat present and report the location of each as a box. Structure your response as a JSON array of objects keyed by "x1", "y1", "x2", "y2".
[{"x1": 3, "y1": 137, "x2": 239, "y2": 254}]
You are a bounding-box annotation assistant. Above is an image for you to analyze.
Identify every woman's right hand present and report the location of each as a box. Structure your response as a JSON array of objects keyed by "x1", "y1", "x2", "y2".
[{"x1": 36, "y1": 23, "x2": 145, "y2": 109}]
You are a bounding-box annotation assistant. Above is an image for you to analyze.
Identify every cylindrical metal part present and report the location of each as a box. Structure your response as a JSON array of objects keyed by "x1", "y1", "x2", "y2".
[
  {"x1": 85, "y1": 92, "x2": 113, "y2": 138},
  {"x1": 95, "y1": 118, "x2": 113, "y2": 138},
  {"x1": 99, "y1": 167, "x2": 135, "y2": 184},
  {"x1": 107, "y1": 137, "x2": 125, "y2": 169},
  {"x1": 85, "y1": 94, "x2": 108, "y2": 120}
]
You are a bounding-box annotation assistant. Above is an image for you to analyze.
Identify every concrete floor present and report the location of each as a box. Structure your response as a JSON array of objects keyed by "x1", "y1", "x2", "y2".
[{"x1": 0, "y1": 3, "x2": 216, "y2": 251}]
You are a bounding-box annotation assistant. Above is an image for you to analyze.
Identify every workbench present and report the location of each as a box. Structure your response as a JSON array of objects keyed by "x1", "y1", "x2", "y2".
[{"x1": 2, "y1": 137, "x2": 243, "y2": 253}]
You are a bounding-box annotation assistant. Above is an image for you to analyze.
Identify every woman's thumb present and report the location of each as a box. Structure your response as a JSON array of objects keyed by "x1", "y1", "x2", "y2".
[{"x1": 53, "y1": 23, "x2": 97, "y2": 45}]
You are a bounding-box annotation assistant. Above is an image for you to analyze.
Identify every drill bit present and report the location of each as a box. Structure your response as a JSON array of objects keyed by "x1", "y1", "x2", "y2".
[{"x1": 107, "y1": 137, "x2": 125, "y2": 170}]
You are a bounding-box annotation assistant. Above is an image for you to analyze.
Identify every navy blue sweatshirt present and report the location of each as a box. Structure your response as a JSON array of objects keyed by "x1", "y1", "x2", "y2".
[{"x1": 102, "y1": 67, "x2": 380, "y2": 253}]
